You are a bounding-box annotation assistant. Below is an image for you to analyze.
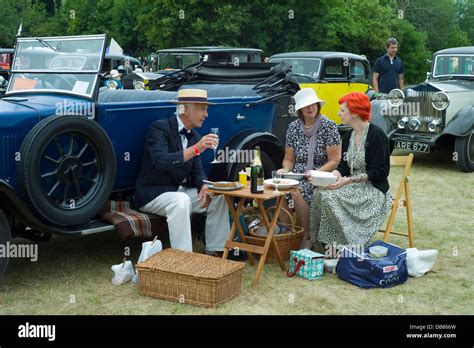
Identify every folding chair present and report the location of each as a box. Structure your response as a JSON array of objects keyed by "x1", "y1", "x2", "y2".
[{"x1": 379, "y1": 153, "x2": 415, "y2": 247}]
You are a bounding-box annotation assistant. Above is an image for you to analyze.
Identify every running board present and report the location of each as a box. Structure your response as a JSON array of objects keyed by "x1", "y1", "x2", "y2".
[
  {"x1": 79, "y1": 220, "x2": 115, "y2": 235},
  {"x1": 49, "y1": 220, "x2": 115, "y2": 236}
]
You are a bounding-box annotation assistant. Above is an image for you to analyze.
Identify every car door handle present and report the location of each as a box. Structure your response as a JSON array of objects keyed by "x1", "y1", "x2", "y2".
[{"x1": 236, "y1": 113, "x2": 246, "y2": 120}]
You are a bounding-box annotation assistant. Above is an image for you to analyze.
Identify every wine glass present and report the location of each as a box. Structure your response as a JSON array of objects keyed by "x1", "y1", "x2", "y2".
[
  {"x1": 210, "y1": 128, "x2": 220, "y2": 163},
  {"x1": 272, "y1": 170, "x2": 282, "y2": 193}
]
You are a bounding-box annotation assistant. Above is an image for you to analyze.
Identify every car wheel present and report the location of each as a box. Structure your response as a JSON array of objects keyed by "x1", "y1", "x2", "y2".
[
  {"x1": 454, "y1": 130, "x2": 474, "y2": 173},
  {"x1": 17, "y1": 115, "x2": 116, "y2": 226},
  {"x1": 0, "y1": 209, "x2": 11, "y2": 279}
]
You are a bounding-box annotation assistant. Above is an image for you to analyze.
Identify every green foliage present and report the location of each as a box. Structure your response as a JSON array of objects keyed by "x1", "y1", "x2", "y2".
[
  {"x1": 402, "y1": 0, "x2": 471, "y2": 52},
  {"x1": 0, "y1": 0, "x2": 472, "y2": 84},
  {"x1": 458, "y1": 0, "x2": 474, "y2": 44}
]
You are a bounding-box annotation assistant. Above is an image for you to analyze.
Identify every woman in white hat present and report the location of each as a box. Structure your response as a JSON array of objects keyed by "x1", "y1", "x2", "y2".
[{"x1": 278, "y1": 88, "x2": 341, "y2": 249}]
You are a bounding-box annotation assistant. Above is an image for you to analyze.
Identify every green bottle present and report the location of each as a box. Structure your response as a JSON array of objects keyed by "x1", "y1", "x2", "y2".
[{"x1": 250, "y1": 146, "x2": 264, "y2": 194}]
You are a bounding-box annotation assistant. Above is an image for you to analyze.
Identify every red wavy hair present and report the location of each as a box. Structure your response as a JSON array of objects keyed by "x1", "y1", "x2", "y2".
[{"x1": 338, "y1": 92, "x2": 371, "y2": 121}]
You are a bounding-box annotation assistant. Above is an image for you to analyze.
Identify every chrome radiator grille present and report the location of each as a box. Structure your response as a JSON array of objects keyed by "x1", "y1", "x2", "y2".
[{"x1": 402, "y1": 91, "x2": 445, "y2": 133}]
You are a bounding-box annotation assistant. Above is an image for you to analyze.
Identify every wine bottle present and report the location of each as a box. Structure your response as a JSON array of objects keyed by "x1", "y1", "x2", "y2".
[{"x1": 250, "y1": 146, "x2": 264, "y2": 194}]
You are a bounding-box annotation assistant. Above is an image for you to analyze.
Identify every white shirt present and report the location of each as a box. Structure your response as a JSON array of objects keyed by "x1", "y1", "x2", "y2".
[
  {"x1": 177, "y1": 115, "x2": 191, "y2": 149},
  {"x1": 177, "y1": 115, "x2": 191, "y2": 184}
]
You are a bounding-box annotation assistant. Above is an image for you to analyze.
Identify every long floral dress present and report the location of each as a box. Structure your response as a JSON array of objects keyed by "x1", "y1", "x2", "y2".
[{"x1": 310, "y1": 126, "x2": 392, "y2": 247}]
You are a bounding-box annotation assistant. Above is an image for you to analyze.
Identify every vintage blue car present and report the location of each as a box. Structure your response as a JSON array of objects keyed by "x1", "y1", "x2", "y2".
[{"x1": 0, "y1": 35, "x2": 298, "y2": 277}]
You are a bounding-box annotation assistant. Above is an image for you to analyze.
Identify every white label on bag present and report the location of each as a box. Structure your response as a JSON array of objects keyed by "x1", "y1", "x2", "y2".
[{"x1": 383, "y1": 265, "x2": 398, "y2": 273}]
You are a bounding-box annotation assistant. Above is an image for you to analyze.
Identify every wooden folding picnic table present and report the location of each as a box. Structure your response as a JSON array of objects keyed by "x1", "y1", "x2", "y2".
[{"x1": 206, "y1": 184, "x2": 297, "y2": 287}]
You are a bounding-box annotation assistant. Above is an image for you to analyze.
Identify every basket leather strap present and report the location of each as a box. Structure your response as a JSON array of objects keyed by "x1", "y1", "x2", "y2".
[{"x1": 287, "y1": 257, "x2": 305, "y2": 277}]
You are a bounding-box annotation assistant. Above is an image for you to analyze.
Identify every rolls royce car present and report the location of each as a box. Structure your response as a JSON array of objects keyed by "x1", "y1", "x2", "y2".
[{"x1": 371, "y1": 46, "x2": 474, "y2": 172}]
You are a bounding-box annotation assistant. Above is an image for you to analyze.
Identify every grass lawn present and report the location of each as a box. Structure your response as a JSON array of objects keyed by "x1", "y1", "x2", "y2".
[{"x1": 0, "y1": 150, "x2": 472, "y2": 315}]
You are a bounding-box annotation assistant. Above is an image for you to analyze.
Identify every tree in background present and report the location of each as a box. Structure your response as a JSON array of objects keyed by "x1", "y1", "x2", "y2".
[
  {"x1": 458, "y1": 0, "x2": 474, "y2": 44},
  {"x1": 1, "y1": 0, "x2": 472, "y2": 84},
  {"x1": 394, "y1": 0, "x2": 471, "y2": 52}
]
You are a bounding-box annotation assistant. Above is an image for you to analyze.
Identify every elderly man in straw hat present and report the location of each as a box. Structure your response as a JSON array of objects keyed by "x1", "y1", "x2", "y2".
[{"x1": 134, "y1": 89, "x2": 230, "y2": 255}]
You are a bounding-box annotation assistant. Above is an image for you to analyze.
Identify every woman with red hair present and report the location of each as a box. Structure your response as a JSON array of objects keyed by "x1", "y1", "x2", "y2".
[{"x1": 310, "y1": 92, "x2": 392, "y2": 250}]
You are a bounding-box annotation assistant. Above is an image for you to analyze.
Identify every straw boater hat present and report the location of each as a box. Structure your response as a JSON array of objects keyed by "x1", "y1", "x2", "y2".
[
  {"x1": 171, "y1": 89, "x2": 216, "y2": 105},
  {"x1": 293, "y1": 88, "x2": 325, "y2": 111}
]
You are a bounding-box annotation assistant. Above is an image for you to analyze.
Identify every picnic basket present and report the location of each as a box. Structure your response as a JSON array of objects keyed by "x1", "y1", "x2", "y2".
[
  {"x1": 136, "y1": 249, "x2": 245, "y2": 308},
  {"x1": 246, "y1": 206, "x2": 304, "y2": 263}
]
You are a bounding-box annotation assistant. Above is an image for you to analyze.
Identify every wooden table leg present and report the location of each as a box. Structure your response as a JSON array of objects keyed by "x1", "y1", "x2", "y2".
[
  {"x1": 251, "y1": 197, "x2": 285, "y2": 287},
  {"x1": 257, "y1": 196, "x2": 285, "y2": 270},
  {"x1": 222, "y1": 196, "x2": 256, "y2": 266}
]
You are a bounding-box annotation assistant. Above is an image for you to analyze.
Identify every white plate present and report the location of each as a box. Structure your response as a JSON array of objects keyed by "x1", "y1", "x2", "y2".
[
  {"x1": 206, "y1": 183, "x2": 243, "y2": 191},
  {"x1": 281, "y1": 173, "x2": 306, "y2": 180},
  {"x1": 264, "y1": 178, "x2": 299, "y2": 189}
]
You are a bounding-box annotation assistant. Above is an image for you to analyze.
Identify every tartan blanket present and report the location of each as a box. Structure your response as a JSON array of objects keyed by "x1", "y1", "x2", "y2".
[{"x1": 99, "y1": 200, "x2": 167, "y2": 240}]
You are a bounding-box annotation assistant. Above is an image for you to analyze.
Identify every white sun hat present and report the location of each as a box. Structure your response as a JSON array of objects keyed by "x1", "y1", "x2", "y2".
[
  {"x1": 110, "y1": 69, "x2": 122, "y2": 79},
  {"x1": 293, "y1": 88, "x2": 326, "y2": 112}
]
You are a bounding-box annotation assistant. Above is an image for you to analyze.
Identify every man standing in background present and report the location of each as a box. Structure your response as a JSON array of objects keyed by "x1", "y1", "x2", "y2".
[{"x1": 373, "y1": 38, "x2": 405, "y2": 94}]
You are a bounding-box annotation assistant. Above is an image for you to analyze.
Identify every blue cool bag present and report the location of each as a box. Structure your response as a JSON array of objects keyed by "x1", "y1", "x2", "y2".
[{"x1": 336, "y1": 240, "x2": 408, "y2": 289}]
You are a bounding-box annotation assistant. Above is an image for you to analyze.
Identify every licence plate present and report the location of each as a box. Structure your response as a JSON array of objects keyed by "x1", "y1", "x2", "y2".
[{"x1": 394, "y1": 140, "x2": 430, "y2": 153}]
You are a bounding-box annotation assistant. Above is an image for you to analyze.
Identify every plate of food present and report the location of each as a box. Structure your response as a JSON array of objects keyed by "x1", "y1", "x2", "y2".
[
  {"x1": 264, "y1": 178, "x2": 299, "y2": 189},
  {"x1": 205, "y1": 181, "x2": 244, "y2": 191},
  {"x1": 281, "y1": 172, "x2": 306, "y2": 180}
]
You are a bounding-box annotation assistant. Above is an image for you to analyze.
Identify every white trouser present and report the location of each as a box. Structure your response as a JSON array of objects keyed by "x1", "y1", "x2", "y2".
[{"x1": 140, "y1": 186, "x2": 230, "y2": 252}]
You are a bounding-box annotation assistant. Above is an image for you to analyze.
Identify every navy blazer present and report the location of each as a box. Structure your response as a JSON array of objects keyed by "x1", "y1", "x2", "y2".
[{"x1": 134, "y1": 116, "x2": 207, "y2": 208}]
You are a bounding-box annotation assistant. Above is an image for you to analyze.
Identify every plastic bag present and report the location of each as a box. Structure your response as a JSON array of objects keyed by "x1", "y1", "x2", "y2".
[
  {"x1": 111, "y1": 260, "x2": 134, "y2": 286},
  {"x1": 132, "y1": 239, "x2": 163, "y2": 284},
  {"x1": 406, "y1": 248, "x2": 438, "y2": 277}
]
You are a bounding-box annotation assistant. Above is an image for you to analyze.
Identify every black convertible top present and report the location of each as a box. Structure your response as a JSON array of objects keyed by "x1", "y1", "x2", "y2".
[{"x1": 148, "y1": 61, "x2": 299, "y2": 99}]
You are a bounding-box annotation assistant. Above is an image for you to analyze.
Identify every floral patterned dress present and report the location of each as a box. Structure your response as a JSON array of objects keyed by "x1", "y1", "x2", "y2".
[
  {"x1": 285, "y1": 117, "x2": 341, "y2": 204},
  {"x1": 310, "y1": 126, "x2": 392, "y2": 246}
]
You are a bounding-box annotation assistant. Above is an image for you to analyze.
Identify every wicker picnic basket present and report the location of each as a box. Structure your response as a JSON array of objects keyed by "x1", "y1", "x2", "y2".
[
  {"x1": 246, "y1": 207, "x2": 304, "y2": 264},
  {"x1": 136, "y1": 249, "x2": 245, "y2": 308}
]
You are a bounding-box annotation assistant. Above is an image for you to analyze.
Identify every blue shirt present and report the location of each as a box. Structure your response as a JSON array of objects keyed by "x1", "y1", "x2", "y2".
[{"x1": 373, "y1": 54, "x2": 405, "y2": 93}]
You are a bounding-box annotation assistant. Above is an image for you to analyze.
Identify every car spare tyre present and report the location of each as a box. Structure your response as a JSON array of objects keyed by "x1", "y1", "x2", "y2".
[{"x1": 17, "y1": 115, "x2": 116, "y2": 226}]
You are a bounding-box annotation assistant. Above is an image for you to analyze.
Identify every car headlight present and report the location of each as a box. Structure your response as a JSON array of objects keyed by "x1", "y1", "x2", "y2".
[
  {"x1": 408, "y1": 117, "x2": 421, "y2": 132},
  {"x1": 107, "y1": 80, "x2": 118, "y2": 90},
  {"x1": 428, "y1": 119, "x2": 441, "y2": 132},
  {"x1": 133, "y1": 81, "x2": 145, "y2": 90},
  {"x1": 387, "y1": 89, "x2": 405, "y2": 107},
  {"x1": 432, "y1": 91, "x2": 449, "y2": 111},
  {"x1": 398, "y1": 116, "x2": 409, "y2": 129}
]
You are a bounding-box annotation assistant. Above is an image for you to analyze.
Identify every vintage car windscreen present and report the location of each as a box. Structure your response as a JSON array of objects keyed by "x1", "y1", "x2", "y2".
[
  {"x1": 7, "y1": 35, "x2": 106, "y2": 98},
  {"x1": 350, "y1": 60, "x2": 369, "y2": 82},
  {"x1": 433, "y1": 54, "x2": 474, "y2": 78},
  {"x1": 158, "y1": 53, "x2": 201, "y2": 70},
  {"x1": 270, "y1": 58, "x2": 321, "y2": 79}
]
